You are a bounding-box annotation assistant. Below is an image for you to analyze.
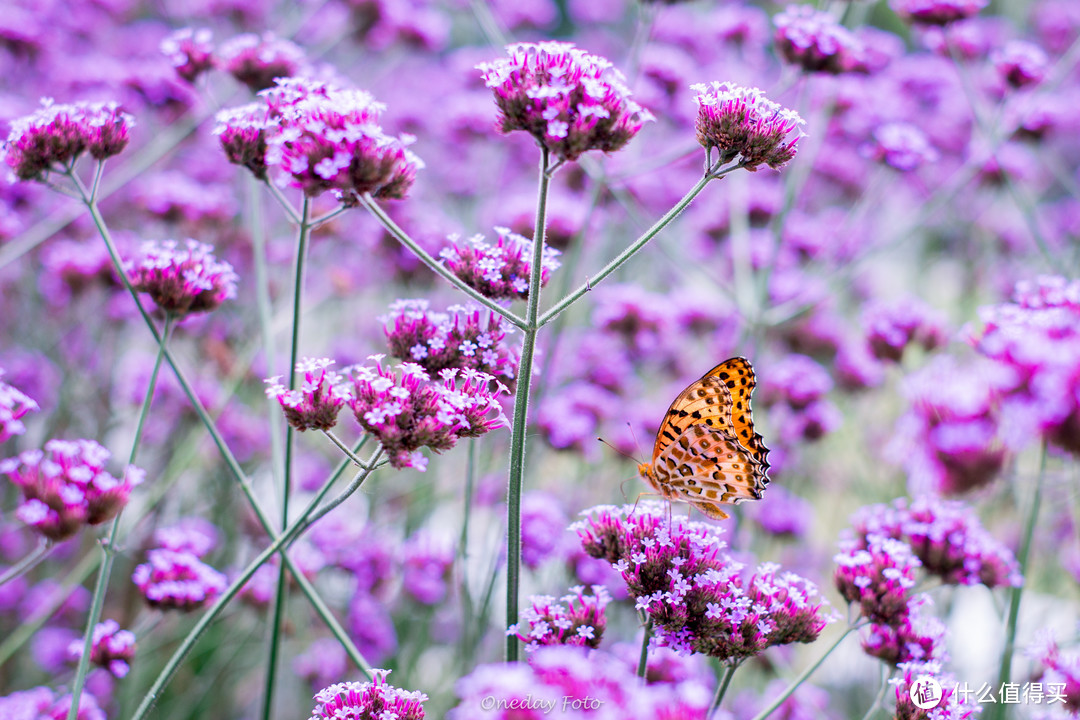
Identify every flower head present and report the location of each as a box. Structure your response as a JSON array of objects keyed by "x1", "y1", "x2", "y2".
[
  {"x1": 265, "y1": 358, "x2": 351, "y2": 432},
  {"x1": 1, "y1": 439, "x2": 143, "y2": 541},
  {"x1": 309, "y1": 671, "x2": 427, "y2": 720},
  {"x1": 476, "y1": 41, "x2": 653, "y2": 162},
  {"x1": 774, "y1": 5, "x2": 867, "y2": 74},
  {"x1": 440, "y1": 227, "x2": 561, "y2": 301},
  {"x1": 691, "y1": 82, "x2": 805, "y2": 170},
  {"x1": 401, "y1": 529, "x2": 455, "y2": 605},
  {"x1": 861, "y1": 595, "x2": 948, "y2": 665},
  {"x1": 67, "y1": 619, "x2": 136, "y2": 678},
  {"x1": 511, "y1": 585, "x2": 609, "y2": 652},
  {"x1": 863, "y1": 122, "x2": 939, "y2": 171},
  {"x1": 348, "y1": 358, "x2": 508, "y2": 470},
  {"x1": 0, "y1": 369, "x2": 38, "y2": 443},
  {"x1": 992, "y1": 40, "x2": 1049, "y2": 89},
  {"x1": 219, "y1": 32, "x2": 308, "y2": 92},
  {"x1": 160, "y1": 28, "x2": 215, "y2": 83},
  {"x1": 214, "y1": 103, "x2": 272, "y2": 179},
  {"x1": 152, "y1": 517, "x2": 220, "y2": 558},
  {"x1": 892, "y1": 661, "x2": 981, "y2": 719},
  {"x1": 890, "y1": 0, "x2": 988, "y2": 25},
  {"x1": 3, "y1": 99, "x2": 134, "y2": 182},
  {"x1": 0, "y1": 687, "x2": 106, "y2": 720},
  {"x1": 132, "y1": 548, "x2": 227, "y2": 611},
  {"x1": 863, "y1": 296, "x2": 949, "y2": 362},
  {"x1": 126, "y1": 239, "x2": 238, "y2": 319},
  {"x1": 1032, "y1": 632, "x2": 1080, "y2": 714},
  {"x1": 834, "y1": 533, "x2": 920, "y2": 625}
]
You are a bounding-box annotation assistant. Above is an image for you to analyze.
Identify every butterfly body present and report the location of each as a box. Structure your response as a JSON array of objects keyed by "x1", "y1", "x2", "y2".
[{"x1": 637, "y1": 357, "x2": 770, "y2": 520}]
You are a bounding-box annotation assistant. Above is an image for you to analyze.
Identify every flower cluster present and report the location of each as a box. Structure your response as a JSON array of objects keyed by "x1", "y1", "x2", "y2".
[
  {"x1": 3, "y1": 99, "x2": 134, "y2": 181},
  {"x1": 992, "y1": 40, "x2": 1049, "y2": 90},
  {"x1": 1032, "y1": 632, "x2": 1080, "y2": 714},
  {"x1": 153, "y1": 517, "x2": 220, "y2": 557},
  {"x1": 834, "y1": 533, "x2": 920, "y2": 625},
  {"x1": 510, "y1": 585, "x2": 609, "y2": 652},
  {"x1": 692, "y1": 82, "x2": 805, "y2": 170},
  {"x1": 973, "y1": 276, "x2": 1080, "y2": 456},
  {"x1": 0, "y1": 687, "x2": 105, "y2": 720},
  {"x1": 382, "y1": 300, "x2": 518, "y2": 388},
  {"x1": 0, "y1": 369, "x2": 38, "y2": 443},
  {"x1": 215, "y1": 78, "x2": 422, "y2": 200},
  {"x1": 863, "y1": 122, "x2": 939, "y2": 171},
  {"x1": 439, "y1": 227, "x2": 561, "y2": 301},
  {"x1": 309, "y1": 671, "x2": 427, "y2": 720},
  {"x1": 450, "y1": 645, "x2": 712, "y2": 720},
  {"x1": 0, "y1": 439, "x2": 143, "y2": 541},
  {"x1": 476, "y1": 41, "x2": 653, "y2": 162},
  {"x1": 67, "y1": 619, "x2": 136, "y2": 678},
  {"x1": 861, "y1": 595, "x2": 948, "y2": 665},
  {"x1": 401, "y1": 530, "x2": 455, "y2": 605},
  {"x1": 850, "y1": 496, "x2": 1021, "y2": 588},
  {"x1": 576, "y1": 503, "x2": 831, "y2": 661},
  {"x1": 773, "y1": 5, "x2": 867, "y2": 74},
  {"x1": 862, "y1": 296, "x2": 948, "y2": 362},
  {"x1": 265, "y1": 358, "x2": 351, "y2": 432},
  {"x1": 160, "y1": 28, "x2": 215, "y2": 83},
  {"x1": 348, "y1": 359, "x2": 508, "y2": 471},
  {"x1": 219, "y1": 32, "x2": 308, "y2": 92},
  {"x1": 126, "y1": 239, "x2": 238, "y2": 319},
  {"x1": 761, "y1": 354, "x2": 841, "y2": 442},
  {"x1": 889, "y1": 0, "x2": 989, "y2": 25},
  {"x1": 891, "y1": 661, "x2": 980, "y2": 720},
  {"x1": 132, "y1": 548, "x2": 228, "y2": 611}
]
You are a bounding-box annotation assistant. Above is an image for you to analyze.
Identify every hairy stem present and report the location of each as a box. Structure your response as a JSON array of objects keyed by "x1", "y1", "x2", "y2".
[
  {"x1": 709, "y1": 663, "x2": 739, "y2": 718},
  {"x1": 637, "y1": 616, "x2": 654, "y2": 679},
  {"x1": 749, "y1": 625, "x2": 858, "y2": 720}
]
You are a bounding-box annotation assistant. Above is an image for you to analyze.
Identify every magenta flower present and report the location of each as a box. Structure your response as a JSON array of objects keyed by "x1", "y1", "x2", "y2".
[
  {"x1": 0, "y1": 687, "x2": 106, "y2": 720},
  {"x1": 510, "y1": 585, "x2": 609, "y2": 652},
  {"x1": 0, "y1": 369, "x2": 38, "y2": 443},
  {"x1": 219, "y1": 32, "x2": 308, "y2": 92},
  {"x1": 382, "y1": 300, "x2": 518, "y2": 389},
  {"x1": 1032, "y1": 632, "x2": 1080, "y2": 714},
  {"x1": 214, "y1": 102, "x2": 272, "y2": 180},
  {"x1": 1, "y1": 439, "x2": 143, "y2": 541},
  {"x1": 691, "y1": 82, "x2": 805, "y2": 170},
  {"x1": 863, "y1": 122, "x2": 939, "y2": 171},
  {"x1": 152, "y1": 517, "x2": 220, "y2": 558},
  {"x1": 773, "y1": 5, "x2": 867, "y2": 74},
  {"x1": 476, "y1": 41, "x2": 653, "y2": 162},
  {"x1": 132, "y1": 548, "x2": 227, "y2": 611},
  {"x1": 295, "y1": 638, "x2": 348, "y2": 692},
  {"x1": 862, "y1": 296, "x2": 948, "y2": 362},
  {"x1": 309, "y1": 671, "x2": 427, "y2": 720},
  {"x1": 3, "y1": 99, "x2": 134, "y2": 182},
  {"x1": 348, "y1": 358, "x2": 508, "y2": 471},
  {"x1": 891, "y1": 661, "x2": 980, "y2": 719},
  {"x1": 861, "y1": 595, "x2": 947, "y2": 666},
  {"x1": 890, "y1": 0, "x2": 988, "y2": 25},
  {"x1": 576, "y1": 503, "x2": 832, "y2": 661},
  {"x1": 521, "y1": 490, "x2": 569, "y2": 568},
  {"x1": 401, "y1": 529, "x2": 454, "y2": 605},
  {"x1": 348, "y1": 593, "x2": 398, "y2": 664},
  {"x1": 265, "y1": 358, "x2": 350, "y2": 432},
  {"x1": 126, "y1": 238, "x2": 238, "y2": 319},
  {"x1": 851, "y1": 496, "x2": 1021, "y2": 588},
  {"x1": 992, "y1": 40, "x2": 1049, "y2": 89},
  {"x1": 439, "y1": 227, "x2": 561, "y2": 301},
  {"x1": 834, "y1": 533, "x2": 920, "y2": 625},
  {"x1": 160, "y1": 28, "x2": 215, "y2": 83},
  {"x1": 67, "y1": 619, "x2": 136, "y2": 678}
]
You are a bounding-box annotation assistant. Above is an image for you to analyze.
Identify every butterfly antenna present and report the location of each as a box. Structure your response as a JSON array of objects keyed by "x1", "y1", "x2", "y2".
[
  {"x1": 597, "y1": 436, "x2": 641, "y2": 464},
  {"x1": 626, "y1": 421, "x2": 644, "y2": 462}
]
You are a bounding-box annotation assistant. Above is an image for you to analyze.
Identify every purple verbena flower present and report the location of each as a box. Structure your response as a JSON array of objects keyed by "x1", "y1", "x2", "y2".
[
  {"x1": 439, "y1": 227, "x2": 561, "y2": 301},
  {"x1": 265, "y1": 357, "x2": 351, "y2": 432},
  {"x1": 152, "y1": 517, "x2": 220, "y2": 558},
  {"x1": 219, "y1": 32, "x2": 308, "y2": 92},
  {"x1": 851, "y1": 496, "x2": 1021, "y2": 588},
  {"x1": 401, "y1": 529, "x2": 454, "y2": 605},
  {"x1": 309, "y1": 671, "x2": 427, "y2": 720},
  {"x1": 890, "y1": 0, "x2": 989, "y2": 26},
  {"x1": 160, "y1": 28, "x2": 216, "y2": 83},
  {"x1": 992, "y1": 40, "x2": 1049, "y2": 89},
  {"x1": 521, "y1": 490, "x2": 569, "y2": 568},
  {"x1": 0, "y1": 439, "x2": 143, "y2": 541},
  {"x1": 774, "y1": 5, "x2": 867, "y2": 74},
  {"x1": 863, "y1": 296, "x2": 949, "y2": 362},
  {"x1": 295, "y1": 637, "x2": 348, "y2": 692},
  {"x1": 214, "y1": 102, "x2": 272, "y2": 179},
  {"x1": 132, "y1": 548, "x2": 227, "y2": 611},
  {"x1": 0, "y1": 687, "x2": 106, "y2": 720},
  {"x1": 348, "y1": 593, "x2": 398, "y2": 664},
  {"x1": 0, "y1": 369, "x2": 38, "y2": 443},
  {"x1": 1032, "y1": 631, "x2": 1080, "y2": 714},
  {"x1": 861, "y1": 594, "x2": 948, "y2": 665},
  {"x1": 382, "y1": 300, "x2": 518, "y2": 389},
  {"x1": 863, "y1": 122, "x2": 939, "y2": 171},
  {"x1": 126, "y1": 239, "x2": 238, "y2": 319},
  {"x1": 348, "y1": 358, "x2": 508, "y2": 471},
  {"x1": 511, "y1": 585, "x2": 609, "y2": 652},
  {"x1": 67, "y1": 619, "x2": 136, "y2": 678},
  {"x1": 476, "y1": 41, "x2": 654, "y2": 162},
  {"x1": 834, "y1": 533, "x2": 920, "y2": 625},
  {"x1": 3, "y1": 99, "x2": 134, "y2": 182},
  {"x1": 762, "y1": 354, "x2": 833, "y2": 410},
  {"x1": 891, "y1": 661, "x2": 980, "y2": 719},
  {"x1": 691, "y1": 81, "x2": 805, "y2": 170}
]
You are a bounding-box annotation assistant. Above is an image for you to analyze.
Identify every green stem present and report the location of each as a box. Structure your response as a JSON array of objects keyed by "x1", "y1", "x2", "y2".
[
  {"x1": 0, "y1": 539, "x2": 51, "y2": 586},
  {"x1": 859, "y1": 664, "x2": 892, "y2": 720},
  {"x1": 636, "y1": 616, "x2": 654, "y2": 679},
  {"x1": 323, "y1": 429, "x2": 367, "y2": 466},
  {"x1": 360, "y1": 195, "x2": 527, "y2": 329},
  {"x1": 66, "y1": 313, "x2": 173, "y2": 720},
  {"x1": 505, "y1": 147, "x2": 552, "y2": 662},
  {"x1": 459, "y1": 440, "x2": 478, "y2": 663},
  {"x1": 749, "y1": 626, "x2": 858, "y2": 720},
  {"x1": 263, "y1": 195, "x2": 312, "y2": 720},
  {"x1": 709, "y1": 663, "x2": 738, "y2": 718},
  {"x1": 991, "y1": 444, "x2": 1046, "y2": 720}
]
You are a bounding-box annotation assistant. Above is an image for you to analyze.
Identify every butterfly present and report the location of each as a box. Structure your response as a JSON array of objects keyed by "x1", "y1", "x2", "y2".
[{"x1": 637, "y1": 357, "x2": 770, "y2": 520}]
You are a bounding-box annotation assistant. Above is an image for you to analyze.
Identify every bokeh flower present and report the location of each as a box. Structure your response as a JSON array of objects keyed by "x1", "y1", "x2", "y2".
[
  {"x1": 692, "y1": 81, "x2": 805, "y2": 170},
  {"x1": 773, "y1": 5, "x2": 866, "y2": 74},
  {"x1": 0, "y1": 369, "x2": 38, "y2": 443},
  {"x1": 889, "y1": 0, "x2": 989, "y2": 26},
  {"x1": 160, "y1": 28, "x2": 215, "y2": 84},
  {"x1": 132, "y1": 548, "x2": 227, "y2": 611},
  {"x1": 67, "y1": 619, "x2": 136, "y2": 678},
  {"x1": 0, "y1": 686, "x2": 106, "y2": 720},
  {"x1": 219, "y1": 32, "x2": 308, "y2": 92},
  {"x1": 863, "y1": 122, "x2": 939, "y2": 171},
  {"x1": 401, "y1": 529, "x2": 455, "y2": 605},
  {"x1": 126, "y1": 239, "x2": 238, "y2": 319}
]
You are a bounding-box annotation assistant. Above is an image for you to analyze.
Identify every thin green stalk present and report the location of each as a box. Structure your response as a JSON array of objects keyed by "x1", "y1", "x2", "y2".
[
  {"x1": 323, "y1": 429, "x2": 368, "y2": 466},
  {"x1": 459, "y1": 440, "x2": 478, "y2": 662},
  {"x1": 263, "y1": 195, "x2": 313, "y2": 720},
  {"x1": 859, "y1": 664, "x2": 892, "y2": 720},
  {"x1": 636, "y1": 617, "x2": 654, "y2": 679},
  {"x1": 749, "y1": 625, "x2": 858, "y2": 720},
  {"x1": 990, "y1": 444, "x2": 1046, "y2": 720},
  {"x1": 66, "y1": 314, "x2": 173, "y2": 720},
  {"x1": 0, "y1": 539, "x2": 51, "y2": 586},
  {"x1": 130, "y1": 457, "x2": 380, "y2": 720},
  {"x1": 505, "y1": 147, "x2": 552, "y2": 662},
  {"x1": 709, "y1": 664, "x2": 738, "y2": 718},
  {"x1": 360, "y1": 195, "x2": 527, "y2": 329}
]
